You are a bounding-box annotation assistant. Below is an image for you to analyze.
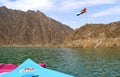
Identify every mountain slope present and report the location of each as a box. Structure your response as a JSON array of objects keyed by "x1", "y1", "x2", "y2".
[
  {"x1": 0, "y1": 6, "x2": 73, "y2": 46},
  {"x1": 64, "y1": 21, "x2": 120, "y2": 48}
]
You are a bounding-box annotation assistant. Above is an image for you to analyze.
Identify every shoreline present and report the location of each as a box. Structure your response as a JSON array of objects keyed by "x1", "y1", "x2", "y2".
[{"x1": 0, "y1": 45, "x2": 120, "y2": 49}]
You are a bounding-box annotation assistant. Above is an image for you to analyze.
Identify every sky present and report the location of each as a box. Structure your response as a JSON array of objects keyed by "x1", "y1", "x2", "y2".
[{"x1": 0, "y1": 0, "x2": 120, "y2": 29}]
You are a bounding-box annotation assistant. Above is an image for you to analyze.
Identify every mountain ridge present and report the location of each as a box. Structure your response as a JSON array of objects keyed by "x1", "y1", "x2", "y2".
[
  {"x1": 0, "y1": 6, "x2": 73, "y2": 46},
  {"x1": 63, "y1": 21, "x2": 120, "y2": 48}
]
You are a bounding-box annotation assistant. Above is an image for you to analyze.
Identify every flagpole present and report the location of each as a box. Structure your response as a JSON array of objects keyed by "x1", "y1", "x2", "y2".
[
  {"x1": 85, "y1": 8, "x2": 87, "y2": 25},
  {"x1": 86, "y1": 10, "x2": 87, "y2": 25}
]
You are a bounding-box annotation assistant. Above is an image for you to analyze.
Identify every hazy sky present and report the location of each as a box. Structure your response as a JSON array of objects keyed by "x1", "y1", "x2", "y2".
[{"x1": 0, "y1": 0, "x2": 120, "y2": 29}]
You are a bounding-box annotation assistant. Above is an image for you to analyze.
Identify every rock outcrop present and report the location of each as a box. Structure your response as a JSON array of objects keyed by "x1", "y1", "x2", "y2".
[
  {"x1": 64, "y1": 21, "x2": 120, "y2": 48},
  {"x1": 0, "y1": 6, "x2": 73, "y2": 46}
]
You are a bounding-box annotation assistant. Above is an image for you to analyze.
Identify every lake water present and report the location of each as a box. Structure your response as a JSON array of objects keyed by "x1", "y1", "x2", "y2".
[{"x1": 0, "y1": 47, "x2": 120, "y2": 77}]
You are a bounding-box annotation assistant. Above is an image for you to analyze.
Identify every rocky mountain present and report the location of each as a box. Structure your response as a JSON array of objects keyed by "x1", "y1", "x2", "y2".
[
  {"x1": 0, "y1": 6, "x2": 73, "y2": 46},
  {"x1": 64, "y1": 21, "x2": 120, "y2": 48}
]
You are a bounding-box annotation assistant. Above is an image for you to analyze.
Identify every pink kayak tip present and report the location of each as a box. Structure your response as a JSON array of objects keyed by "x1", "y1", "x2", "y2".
[
  {"x1": 39, "y1": 63, "x2": 46, "y2": 68},
  {"x1": 0, "y1": 64, "x2": 18, "y2": 73}
]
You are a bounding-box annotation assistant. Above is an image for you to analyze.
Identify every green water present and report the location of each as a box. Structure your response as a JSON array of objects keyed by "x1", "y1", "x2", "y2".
[{"x1": 0, "y1": 47, "x2": 120, "y2": 77}]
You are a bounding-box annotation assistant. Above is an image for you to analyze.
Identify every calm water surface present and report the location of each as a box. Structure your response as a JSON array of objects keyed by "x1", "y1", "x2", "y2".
[{"x1": 0, "y1": 47, "x2": 120, "y2": 77}]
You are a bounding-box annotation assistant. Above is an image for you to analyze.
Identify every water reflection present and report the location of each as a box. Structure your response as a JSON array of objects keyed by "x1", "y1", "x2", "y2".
[{"x1": 69, "y1": 48, "x2": 120, "y2": 77}]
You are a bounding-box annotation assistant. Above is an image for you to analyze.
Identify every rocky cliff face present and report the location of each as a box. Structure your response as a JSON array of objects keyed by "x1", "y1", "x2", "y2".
[
  {"x1": 0, "y1": 6, "x2": 73, "y2": 46},
  {"x1": 64, "y1": 21, "x2": 120, "y2": 48}
]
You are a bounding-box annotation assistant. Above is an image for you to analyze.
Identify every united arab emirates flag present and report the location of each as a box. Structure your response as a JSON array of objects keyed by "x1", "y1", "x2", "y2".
[{"x1": 77, "y1": 8, "x2": 86, "y2": 16}]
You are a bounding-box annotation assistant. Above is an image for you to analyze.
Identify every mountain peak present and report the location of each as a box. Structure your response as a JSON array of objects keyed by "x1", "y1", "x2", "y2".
[{"x1": 0, "y1": 6, "x2": 73, "y2": 46}]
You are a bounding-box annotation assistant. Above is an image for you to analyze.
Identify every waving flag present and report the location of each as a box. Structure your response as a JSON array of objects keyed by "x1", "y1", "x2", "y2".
[{"x1": 77, "y1": 8, "x2": 86, "y2": 16}]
